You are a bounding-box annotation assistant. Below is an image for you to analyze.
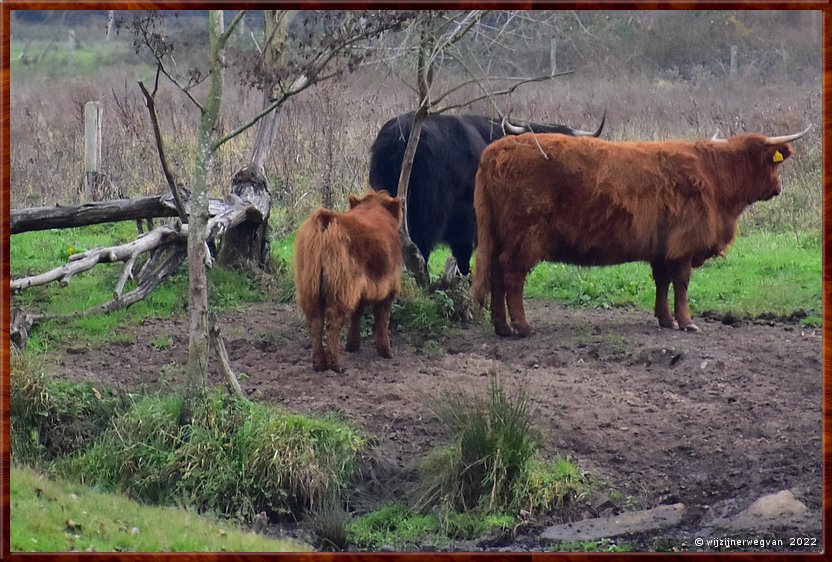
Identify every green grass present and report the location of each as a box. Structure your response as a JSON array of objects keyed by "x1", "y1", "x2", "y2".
[
  {"x1": 10, "y1": 465, "x2": 311, "y2": 552},
  {"x1": 11, "y1": 223, "x2": 267, "y2": 350},
  {"x1": 10, "y1": 349, "x2": 131, "y2": 465},
  {"x1": 347, "y1": 503, "x2": 513, "y2": 550}
]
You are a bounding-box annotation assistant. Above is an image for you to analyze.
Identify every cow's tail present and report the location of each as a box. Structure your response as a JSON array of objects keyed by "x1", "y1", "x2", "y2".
[
  {"x1": 471, "y1": 160, "x2": 496, "y2": 307},
  {"x1": 294, "y1": 210, "x2": 352, "y2": 316}
]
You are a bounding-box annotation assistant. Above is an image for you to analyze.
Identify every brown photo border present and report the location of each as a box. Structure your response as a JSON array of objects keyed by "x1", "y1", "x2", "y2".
[{"x1": 0, "y1": 2, "x2": 828, "y2": 560}]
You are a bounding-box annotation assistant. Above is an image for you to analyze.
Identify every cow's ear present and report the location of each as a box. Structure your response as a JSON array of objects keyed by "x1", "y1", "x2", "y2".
[
  {"x1": 383, "y1": 196, "x2": 404, "y2": 222},
  {"x1": 348, "y1": 194, "x2": 361, "y2": 209},
  {"x1": 767, "y1": 144, "x2": 793, "y2": 165}
]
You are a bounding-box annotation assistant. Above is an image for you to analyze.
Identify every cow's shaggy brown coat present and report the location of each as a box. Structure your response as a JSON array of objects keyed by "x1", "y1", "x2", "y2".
[
  {"x1": 472, "y1": 132, "x2": 801, "y2": 336},
  {"x1": 295, "y1": 191, "x2": 403, "y2": 371}
]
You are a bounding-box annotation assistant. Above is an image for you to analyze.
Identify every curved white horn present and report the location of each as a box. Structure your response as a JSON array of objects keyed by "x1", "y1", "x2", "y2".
[
  {"x1": 710, "y1": 129, "x2": 721, "y2": 141},
  {"x1": 501, "y1": 117, "x2": 527, "y2": 135},
  {"x1": 765, "y1": 124, "x2": 812, "y2": 145},
  {"x1": 572, "y1": 108, "x2": 606, "y2": 137}
]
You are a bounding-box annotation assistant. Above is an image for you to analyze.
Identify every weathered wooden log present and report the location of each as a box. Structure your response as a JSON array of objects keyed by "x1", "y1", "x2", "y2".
[{"x1": 10, "y1": 194, "x2": 226, "y2": 234}]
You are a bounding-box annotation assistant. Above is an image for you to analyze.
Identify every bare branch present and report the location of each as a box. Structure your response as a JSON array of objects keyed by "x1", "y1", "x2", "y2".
[
  {"x1": 11, "y1": 226, "x2": 183, "y2": 292},
  {"x1": 219, "y1": 10, "x2": 247, "y2": 45},
  {"x1": 138, "y1": 80, "x2": 188, "y2": 223},
  {"x1": 114, "y1": 255, "x2": 137, "y2": 297},
  {"x1": 210, "y1": 313, "x2": 246, "y2": 400},
  {"x1": 434, "y1": 71, "x2": 574, "y2": 115}
]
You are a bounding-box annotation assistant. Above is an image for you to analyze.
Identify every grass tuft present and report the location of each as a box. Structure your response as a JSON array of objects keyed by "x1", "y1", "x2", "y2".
[{"x1": 413, "y1": 375, "x2": 586, "y2": 518}]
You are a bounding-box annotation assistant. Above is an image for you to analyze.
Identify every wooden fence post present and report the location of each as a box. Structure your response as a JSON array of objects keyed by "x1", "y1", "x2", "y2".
[
  {"x1": 550, "y1": 38, "x2": 557, "y2": 76},
  {"x1": 730, "y1": 45, "x2": 737, "y2": 79},
  {"x1": 84, "y1": 101, "x2": 103, "y2": 201}
]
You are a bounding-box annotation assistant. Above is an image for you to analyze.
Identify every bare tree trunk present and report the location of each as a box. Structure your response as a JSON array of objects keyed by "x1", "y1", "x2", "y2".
[
  {"x1": 396, "y1": 16, "x2": 435, "y2": 288},
  {"x1": 396, "y1": 104, "x2": 430, "y2": 288},
  {"x1": 217, "y1": 10, "x2": 294, "y2": 270},
  {"x1": 185, "y1": 10, "x2": 225, "y2": 422}
]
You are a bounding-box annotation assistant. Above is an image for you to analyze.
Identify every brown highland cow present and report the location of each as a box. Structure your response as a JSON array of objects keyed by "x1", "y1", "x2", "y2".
[
  {"x1": 294, "y1": 191, "x2": 403, "y2": 372},
  {"x1": 472, "y1": 126, "x2": 810, "y2": 337}
]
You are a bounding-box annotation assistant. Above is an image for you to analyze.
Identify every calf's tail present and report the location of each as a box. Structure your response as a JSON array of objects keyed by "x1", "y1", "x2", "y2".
[
  {"x1": 471, "y1": 163, "x2": 495, "y2": 307},
  {"x1": 294, "y1": 210, "x2": 352, "y2": 316}
]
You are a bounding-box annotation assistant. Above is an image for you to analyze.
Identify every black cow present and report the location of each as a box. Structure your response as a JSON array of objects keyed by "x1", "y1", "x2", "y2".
[{"x1": 368, "y1": 111, "x2": 605, "y2": 274}]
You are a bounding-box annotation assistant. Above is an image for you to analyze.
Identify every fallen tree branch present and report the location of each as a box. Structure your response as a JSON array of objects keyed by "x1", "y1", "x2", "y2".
[
  {"x1": 11, "y1": 225, "x2": 184, "y2": 292},
  {"x1": 10, "y1": 245, "x2": 187, "y2": 348},
  {"x1": 10, "y1": 194, "x2": 227, "y2": 235}
]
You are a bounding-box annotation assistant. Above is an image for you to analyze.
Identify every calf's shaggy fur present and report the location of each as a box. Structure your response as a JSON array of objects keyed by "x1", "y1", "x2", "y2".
[{"x1": 295, "y1": 191, "x2": 403, "y2": 371}]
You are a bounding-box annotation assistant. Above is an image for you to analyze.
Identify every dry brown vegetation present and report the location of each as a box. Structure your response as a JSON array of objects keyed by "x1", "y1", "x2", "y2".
[{"x1": 11, "y1": 11, "x2": 821, "y2": 237}]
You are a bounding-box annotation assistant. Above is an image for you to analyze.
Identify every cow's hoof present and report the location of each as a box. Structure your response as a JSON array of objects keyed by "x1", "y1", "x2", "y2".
[
  {"x1": 658, "y1": 318, "x2": 679, "y2": 330},
  {"x1": 680, "y1": 322, "x2": 701, "y2": 333},
  {"x1": 494, "y1": 323, "x2": 513, "y2": 337},
  {"x1": 313, "y1": 360, "x2": 328, "y2": 372},
  {"x1": 328, "y1": 362, "x2": 344, "y2": 373},
  {"x1": 345, "y1": 341, "x2": 360, "y2": 353},
  {"x1": 512, "y1": 324, "x2": 532, "y2": 338},
  {"x1": 375, "y1": 344, "x2": 392, "y2": 359}
]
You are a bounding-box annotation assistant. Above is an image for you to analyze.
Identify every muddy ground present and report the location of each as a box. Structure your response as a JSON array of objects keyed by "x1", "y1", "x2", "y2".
[{"x1": 52, "y1": 299, "x2": 823, "y2": 552}]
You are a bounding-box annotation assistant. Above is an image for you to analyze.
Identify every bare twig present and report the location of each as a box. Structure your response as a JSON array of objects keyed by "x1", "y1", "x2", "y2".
[
  {"x1": 138, "y1": 80, "x2": 188, "y2": 223},
  {"x1": 434, "y1": 71, "x2": 574, "y2": 114}
]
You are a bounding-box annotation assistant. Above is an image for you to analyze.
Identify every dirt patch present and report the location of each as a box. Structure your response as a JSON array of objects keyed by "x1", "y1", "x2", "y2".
[{"x1": 50, "y1": 299, "x2": 822, "y2": 551}]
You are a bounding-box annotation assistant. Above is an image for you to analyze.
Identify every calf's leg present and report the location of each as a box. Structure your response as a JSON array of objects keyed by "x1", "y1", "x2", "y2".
[
  {"x1": 308, "y1": 313, "x2": 327, "y2": 372},
  {"x1": 504, "y1": 268, "x2": 532, "y2": 337},
  {"x1": 325, "y1": 306, "x2": 347, "y2": 371},
  {"x1": 489, "y1": 262, "x2": 512, "y2": 337},
  {"x1": 346, "y1": 302, "x2": 365, "y2": 352},
  {"x1": 373, "y1": 295, "x2": 395, "y2": 358}
]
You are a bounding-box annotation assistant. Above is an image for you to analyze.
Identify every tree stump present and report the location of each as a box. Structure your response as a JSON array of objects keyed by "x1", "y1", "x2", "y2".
[{"x1": 217, "y1": 165, "x2": 272, "y2": 270}]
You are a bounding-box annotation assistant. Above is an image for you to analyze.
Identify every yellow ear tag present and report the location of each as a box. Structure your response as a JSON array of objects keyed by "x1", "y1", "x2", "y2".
[{"x1": 772, "y1": 150, "x2": 784, "y2": 163}]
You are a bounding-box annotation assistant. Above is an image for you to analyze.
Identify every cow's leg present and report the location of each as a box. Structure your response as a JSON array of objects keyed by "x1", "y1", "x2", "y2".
[
  {"x1": 325, "y1": 306, "x2": 347, "y2": 372},
  {"x1": 447, "y1": 207, "x2": 475, "y2": 275},
  {"x1": 504, "y1": 268, "x2": 532, "y2": 337},
  {"x1": 490, "y1": 262, "x2": 512, "y2": 337},
  {"x1": 651, "y1": 261, "x2": 678, "y2": 329},
  {"x1": 448, "y1": 237, "x2": 473, "y2": 276},
  {"x1": 345, "y1": 302, "x2": 365, "y2": 352},
  {"x1": 309, "y1": 313, "x2": 327, "y2": 372},
  {"x1": 669, "y1": 259, "x2": 700, "y2": 333},
  {"x1": 373, "y1": 295, "x2": 395, "y2": 358}
]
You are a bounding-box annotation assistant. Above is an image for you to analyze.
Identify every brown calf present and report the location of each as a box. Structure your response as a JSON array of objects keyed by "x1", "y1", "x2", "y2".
[
  {"x1": 472, "y1": 127, "x2": 810, "y2": 336},
  {"x1": 295, "y1": 191, "x2": 403, "y2": 371}
]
